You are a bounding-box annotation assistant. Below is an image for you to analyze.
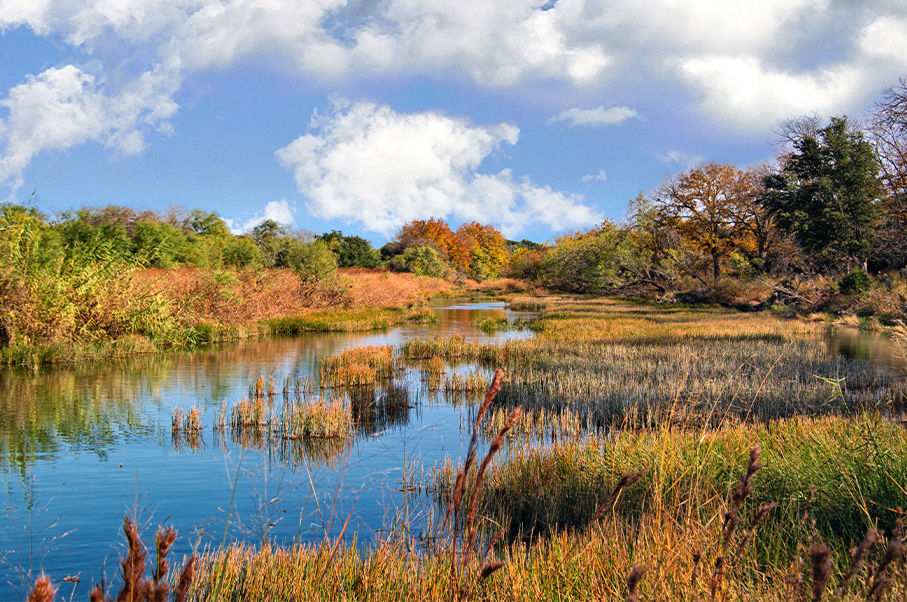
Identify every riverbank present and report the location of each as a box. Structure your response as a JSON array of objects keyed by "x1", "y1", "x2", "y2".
[{"x1": 1, "y1": 267, "x2": 453, "y2": 368}]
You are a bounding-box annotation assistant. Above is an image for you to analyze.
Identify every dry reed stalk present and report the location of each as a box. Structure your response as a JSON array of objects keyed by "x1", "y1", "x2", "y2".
[
  {"x1": 441, "y1": 368, "x2": 509, "y2": 597},
  {"x1": 591, "y1": 469, "x2": 648, "y2": 524},
  {"x1": 732, "y1": 502, "x2": 778, "y2": 560},
  {"x1": 444, "y1": 369, "x2": 504, "y2": 542},
  {"x1": 27, "y1": 575, "x2": 56, "y2": 602},
  {"x1": 711, "y1": 445, "x2": 763, "y2": 600},
  {"x1": 478, "y1": 561, "x2": 504, "y2": 581},
  {"x1": 835, "y1": 528, "x2": 879, "y2": 596},
  {"x1": 463, "y1": 406, "x2": 522, "y2": 569},
  {"x1": 86, "y1": 515, "x2": 197, "y2": 602},
  {"x1": 870, "y1": 518, "x2": 905, "y2": 600}
]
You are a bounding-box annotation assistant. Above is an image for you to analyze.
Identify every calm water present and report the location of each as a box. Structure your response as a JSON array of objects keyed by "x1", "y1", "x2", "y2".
[{"x1": 0, "y1": 299, "x2": 532, "y2": 599}]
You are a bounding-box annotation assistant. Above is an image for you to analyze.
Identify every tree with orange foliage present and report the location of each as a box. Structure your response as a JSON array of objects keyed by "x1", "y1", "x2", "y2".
[
  {"x1": 656, "y1": 163, "x2": 760, "y2": 281},
  {"x1": 456, "y1": 222, "x2": 510, "y2": 280},
  {"x1": 394, "y1": 218, "x2": 464, "y2": 264}
]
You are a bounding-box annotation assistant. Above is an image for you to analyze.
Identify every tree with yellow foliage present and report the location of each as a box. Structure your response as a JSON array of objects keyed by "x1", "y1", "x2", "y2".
[{"x1": 655, "y1": 163, "x2": 761, "y2": 281}]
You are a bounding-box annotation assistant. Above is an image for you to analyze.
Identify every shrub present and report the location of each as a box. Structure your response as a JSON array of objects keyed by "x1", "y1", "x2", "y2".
[{"x1": 839, "y1": 268, "x2": 871, "y2": 296}]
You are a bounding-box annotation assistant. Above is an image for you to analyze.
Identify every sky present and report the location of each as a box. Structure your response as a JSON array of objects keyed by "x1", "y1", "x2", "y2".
[{"x1": 1, "y1": 0, "x2": 906, "y2": 245}]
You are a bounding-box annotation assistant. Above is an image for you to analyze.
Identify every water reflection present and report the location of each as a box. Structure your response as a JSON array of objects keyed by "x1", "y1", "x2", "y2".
[{"x1": 825, "y1": 327, "x2": 907, "y2": 373}]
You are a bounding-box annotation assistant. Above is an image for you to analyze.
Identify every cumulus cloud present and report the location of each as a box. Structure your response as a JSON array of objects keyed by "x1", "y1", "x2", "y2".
[
  {"x1": 548, "y1": 105, "x2": 637, "y2": 127},
  {"x1": 0, "y1": 62, "x2": 179, "y2": 190},
  {"x1": 276, "y1": 101, "x2": 602, "y2": 237},
  {"x1": 226, "y1": 199, "x2": 296, "y2": 234},
  {"x1": 581, "y1": 169, "x2": 607, "y2": 184},
  {"x1": 678, "y1": 55, "x2": 867, "y2": 132},
  {"x1": 3, "y1": 0, "x2": 907, "y2": 196}
]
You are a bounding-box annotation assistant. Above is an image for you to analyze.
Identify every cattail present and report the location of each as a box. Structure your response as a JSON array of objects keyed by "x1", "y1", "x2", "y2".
[
  {"x1": 27, "y1": 575, "x2": 55, "y2": 602},
  {"x1": 626, "y1": 565, "x2": 645, "y2": 602},
  {"x1": 809, "y1": 542, "x2": 832, "y2": 602}
]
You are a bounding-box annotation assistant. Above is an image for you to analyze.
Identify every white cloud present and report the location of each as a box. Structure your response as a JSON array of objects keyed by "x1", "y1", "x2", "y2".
[
  {"x1": 656, "y1": 150, "x2": 703, "y2": 169},
  {"x1": 226, "y1": 199, "x2": 295, "y2": 234},
  {"x1": 679, "y1": 55, "x2": 867, "y2": 132},
  {"x1": 859, "y1": 16, "x2": 907, "y2": 66},
  {"x1": 548, "y1": 105, "x2": 637, "y2": 127},
  {"x1": 581, "y1": 169, "x2": 607, "y2": 184},
  {"x1": 3, "y1": 0, "x2": 907, "y2": 193},
  {"x1": 0, "y1": 62, "x2": 179, "y2": 190},
  {"x1": 276, "y1": 101, "x2": 602, "y2": 237}
]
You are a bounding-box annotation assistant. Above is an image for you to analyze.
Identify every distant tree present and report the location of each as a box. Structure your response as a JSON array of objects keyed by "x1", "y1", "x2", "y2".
[
  {"x1": 868, "y1": 79, "x2": 907, "y2": 269},
  {"x1": 764, "y1": 117, "x2": 882, "y2": 271},
  {"x1": 186, "y1": 210, "x2": 231, "y2": 239},
  {"x1": 538, "y1": 222, "x2": 626, "y2": 293},
  {"x1": 394, "y1": 218, "x2": 467, "y2": 266},
  {"x1": 456, "y1": 222, "x2": 509, "y2": 280},
  {"x1": 319, "y1": 231, "x2": 380, "y2": 268},
  {"x1": 223, "y1": 237, "x2": 263, "y2": 268},
  {"x1": 389, "y1": 246, "x2": 448, "y2": 278},
  {"x1": 288, "y1": 239, "x2": 337, "y2": 284},
  {"x1": 655, "y1": 163, "x2": 759, "y2": 281}
]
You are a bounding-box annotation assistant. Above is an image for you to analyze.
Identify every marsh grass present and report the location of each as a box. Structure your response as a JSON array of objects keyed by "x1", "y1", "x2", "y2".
[
  {"x1": 399, "y1": 297, "x2": 905, "y2": 427},
  {"x1": 320, "y1": 345, "x2": 396, "y2": 388}
]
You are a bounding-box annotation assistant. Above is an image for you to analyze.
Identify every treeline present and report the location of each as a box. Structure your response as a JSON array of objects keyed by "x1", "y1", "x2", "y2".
[
  {"x1": 503, "y1": 84, "x2": 907, "y2": 308},
  {"x1": 0, "y1": 204, "x2": 386, "y2": 273}
]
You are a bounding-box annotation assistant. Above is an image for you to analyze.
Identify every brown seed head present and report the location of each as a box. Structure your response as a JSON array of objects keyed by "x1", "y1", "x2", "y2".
[{"x1": 27, "y1": 575, "x2": 56, "y2": 602}]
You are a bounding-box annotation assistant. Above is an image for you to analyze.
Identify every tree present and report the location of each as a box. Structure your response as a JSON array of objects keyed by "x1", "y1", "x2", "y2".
[
  {"x1": 868, "y1": 79, "x2": 907, "y2": 269},
  {"x1": 538, "y1": 222, "x2": 627, "y2": 293},
  {"x1": 764, "y1": 117, "x2": 882, "y2": 271},
  {"x1": 319, "y1": 231, "x2": 380, "y2": 268},
  {"x1": 388, "y1": 246, "x2": 448, "y2": 278},
  {"x1": 455, "y1": 222, "x2": 509, "y2": 281},
  {"x1": 655, "y1": 163, "x2": 759, "y2": 281},
  {"x1": 394, "y1": 218, "x2": 470, "y2": 268}
]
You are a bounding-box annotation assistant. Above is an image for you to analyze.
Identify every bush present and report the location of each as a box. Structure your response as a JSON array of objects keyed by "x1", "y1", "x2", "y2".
[{"x1": 839, "y1": 268, "x2": 871, "y2": 296}]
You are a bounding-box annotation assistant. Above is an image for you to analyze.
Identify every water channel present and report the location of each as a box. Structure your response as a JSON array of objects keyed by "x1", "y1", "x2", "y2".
[{"x1": 0, "y1": 299, "x2": 533, "y2": 599}]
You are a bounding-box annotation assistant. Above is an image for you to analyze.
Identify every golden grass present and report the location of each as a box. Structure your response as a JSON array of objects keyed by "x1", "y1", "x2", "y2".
[{"x1": 136, "y1": 267, "x2": 452, "y2": 324}]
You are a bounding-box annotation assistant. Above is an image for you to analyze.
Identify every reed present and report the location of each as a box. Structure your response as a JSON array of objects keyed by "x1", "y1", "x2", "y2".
[{"x1": 320, "y1": 345, "x2": 396, "y2": 388}]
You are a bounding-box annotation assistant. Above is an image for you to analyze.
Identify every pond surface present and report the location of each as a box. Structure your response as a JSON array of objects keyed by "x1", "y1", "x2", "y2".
[
  {"x1": 825, "y1": 327, "x2": 907, "y2": 373},
  {"x1": 0, "y1": 299, "x2": 533, "y2": 599}
]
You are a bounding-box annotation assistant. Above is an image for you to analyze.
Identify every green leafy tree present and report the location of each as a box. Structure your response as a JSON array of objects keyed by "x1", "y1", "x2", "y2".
[
  {"x1": 319, "y1": 231, "x2": 380, "y2": 268},
  {"x1": 389, "y1": 246, "x2": 448, "y2": 278},
  {"x1": 287, "y1": 239, "x2": 338, "y2": 284},
  {"x1": 764, "y1": 117, "x2": 882, "y2": 271},
  {"x1": 222, "y1": 237, "x2": 263, "y2": 268},
  {"x1": 539, "y1": 222, "x2": 627, "y2": 293}
]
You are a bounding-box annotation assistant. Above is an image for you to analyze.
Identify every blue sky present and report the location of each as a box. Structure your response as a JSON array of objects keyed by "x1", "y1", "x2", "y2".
[{"x1": 1, "y1": 1, "x2": 906, "y2": 245}]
